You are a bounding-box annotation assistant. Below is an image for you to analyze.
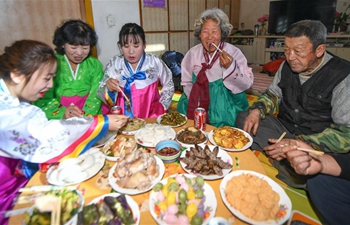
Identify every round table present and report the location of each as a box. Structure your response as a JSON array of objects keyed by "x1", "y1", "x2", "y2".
[{"x1": 9, "y1": 118, "x2": 266, "y2": 225}]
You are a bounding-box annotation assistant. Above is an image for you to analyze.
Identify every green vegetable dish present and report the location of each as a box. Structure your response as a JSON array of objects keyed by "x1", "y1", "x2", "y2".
[
  {"x1": 23, "y1": 189, "x2": 83, "y2": 225},
  {"x1": 160, "y1": 112, "x2": 187, "y2": 126}
]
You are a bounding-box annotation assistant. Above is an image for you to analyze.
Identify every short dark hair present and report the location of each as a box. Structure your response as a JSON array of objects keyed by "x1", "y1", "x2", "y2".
[
  {"x1": 118, "y1": 23, "x2": 146, "y2": 47},
  {"x1": 0, "y1": 40, "x2": 56, "y2": 85},
  {"x1": 53, "y1": 19, "x2": 98, "y2": 55},
  {"x1": 285, "y1": 20, "x2": 327, "y2": 51}
]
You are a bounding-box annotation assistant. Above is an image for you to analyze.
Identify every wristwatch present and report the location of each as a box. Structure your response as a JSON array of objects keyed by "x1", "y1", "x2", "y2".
[{"x1": 249, "y1": 102, "x2": 266, "y2": 119}]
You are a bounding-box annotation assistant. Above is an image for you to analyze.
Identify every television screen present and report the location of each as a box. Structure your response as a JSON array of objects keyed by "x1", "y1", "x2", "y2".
[{"x1": 268, "y1": 0, "x2": 337, "y2": 35}]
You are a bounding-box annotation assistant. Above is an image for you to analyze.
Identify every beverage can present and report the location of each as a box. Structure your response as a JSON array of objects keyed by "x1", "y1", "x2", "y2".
[
  {"x1": 110, "y1": 106, "x2": 123, "y2": 115},
  {"x1": 194, "y1": 107, "x2": 206, "y2": 131}
]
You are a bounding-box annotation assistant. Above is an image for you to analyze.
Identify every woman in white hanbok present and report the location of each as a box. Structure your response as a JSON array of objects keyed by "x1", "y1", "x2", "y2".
[{"x1": 0, "y1": 40, "x2": 128, "y2": 225}]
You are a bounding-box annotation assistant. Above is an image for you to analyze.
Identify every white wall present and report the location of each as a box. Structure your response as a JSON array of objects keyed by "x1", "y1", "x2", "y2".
[{"x1": 92, "y1": 0, "x2": 140, "y2": 66}]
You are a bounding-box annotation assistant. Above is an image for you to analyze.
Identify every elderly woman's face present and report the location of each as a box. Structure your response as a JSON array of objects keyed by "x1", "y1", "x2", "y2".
[{"x1": 199, "y1": 19, "x2": 222, "y2": 54}]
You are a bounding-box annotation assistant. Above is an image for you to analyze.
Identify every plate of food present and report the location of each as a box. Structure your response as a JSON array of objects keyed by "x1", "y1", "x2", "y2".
[
  {"x1": 157, "y1": 111, "x2": 188, "y2": 127},
  {"x1": 176, "y1": 126, "x2": 208, "y2": 148},
  {"x1": 83, "y1": 193, "x2": 140, "y2": 225},
  {"x1": 149, "y1": 174, "x2": 217, "y2": 225},
  {"x1": 102, "y1": 136, "x2": 137, "y2": 161},
  {"x1": 119, "y1": 118, "x2": 146, "y2": 135},
  {"x1": 108, "y1": 148, "x2": 165, "y2": 195},
  {"x1": 93, "y1": 131, "x2": 118, "y2": 148},
  {"x1": 23, "y1": 189, "x2": 84, "y2": 225},
  {"x1": 134, "y1": 123, "x2": 176, "y2": 148},
  {"x1": 46, "y1": 147, "x2": 105, "y2": 186},
  {"x1": 208, "y1": 126, "x2": 253, "y2": 151},
  {"x1": 179, "y1": 144, "x2": 233, "y2": 180},
  {"x1": 220, "y1": 170, "x2": 292, "y2": 225}
]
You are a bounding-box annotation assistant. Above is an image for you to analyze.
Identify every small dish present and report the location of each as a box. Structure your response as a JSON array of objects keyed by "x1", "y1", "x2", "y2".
[
  {"x1": 155, "y1": 140, "x2": 181, "y2": 164},
  {"x1": 157, "y1": 112, "x2": 188, "y2": 127},
  {"x1": 23, "y1": 189, "x2": 84, "y2": 225},
  {"x1": 208, "y1": 127, "x2": 253, "y2": 151},
  {"x1": 134, "y1": 124, "x2": 176, "y2": 147},
  {"x1": 102, "y1": 136, "x2": 137, "y2": 161},
  {"x1": 119, "y1": 118, "x2": 146, "y2": 135},
  {"x1": 108, "y1": 153, "x2": 165, "y2": 195},
  {"x1": 179, "y1": 144, "x2": 233, "y2": 180},
  {"x1": 87, "y1": 193, "x2": 140, "y2": 225},
  {"x1": 176, "y1": 126, "x2": 208, "y2": 148},
  {"x1": 46, "y1": 148, "x2": 105, "y2": 186}
]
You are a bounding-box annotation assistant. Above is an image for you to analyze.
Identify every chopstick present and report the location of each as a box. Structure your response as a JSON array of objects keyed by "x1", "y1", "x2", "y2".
[
  {"x1": 297, "y1": 147, "x2": 324, "y2": 156},
  {"x1": 19, "y1": 185, "x2": 78, "y2": 193},
  {"x1": 56, "y1": 196, "x2": 62, "y2": 225},
  {"x1": 276, "y1": 132, "x2": 286, "y2": 143},
  {"x1": 211, "y1": 43, "x2": 232, "y2": 61},
  {"x1": 211, "y1": 42, "x2": 222, "y2": 53},
  {"x1": 119, "y1": 88, "x2": 131, "y2": 104}
]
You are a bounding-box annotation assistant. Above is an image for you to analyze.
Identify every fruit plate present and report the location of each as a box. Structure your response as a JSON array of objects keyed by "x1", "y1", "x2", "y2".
[
  {"x1": 108, "y1": 156, "x2": 165, "y2": 195},
  {"x1": 157, "y1": 112, "x2": 188, "y2": 127},
  {"x1": 46, "y1": 147, "x2": 105, "y2": 186},
  {"x1": 88, "y1": 193, "x2": 140, "y2": 225},
  {"x1": 220, "y1": 170, "x2": 292, "y2": 225},
  {"x1": 149, "y1": 174, "x2": 217, "y2": 225},
  {"x1": 179, "y1": 145, "x2": 233, "y2": 180},
  {"x1": 208, "y1": 127, "x2": 253, "y2": 151}
]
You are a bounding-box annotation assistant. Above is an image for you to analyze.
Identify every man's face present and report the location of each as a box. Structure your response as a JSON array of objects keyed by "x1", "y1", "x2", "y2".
[{"x1": 284, "y1": 36, "x2": 321, "y2": 73}]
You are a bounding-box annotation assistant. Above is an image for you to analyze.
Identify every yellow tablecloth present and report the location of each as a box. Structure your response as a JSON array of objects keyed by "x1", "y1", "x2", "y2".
[{"x1": 9, "y1": 119, "x2": 266, "y2": 225}]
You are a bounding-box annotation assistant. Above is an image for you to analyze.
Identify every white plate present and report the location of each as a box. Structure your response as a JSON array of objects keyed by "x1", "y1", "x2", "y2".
[
  {"x1": 208, "y1": 127, "x2": 253, "y2": 151},
  {"x1": 149, "y1": 174, "x2": 217, "y2": 225},
  {"x1": 102, "y1": 137, "x2": 137, "y2": 161},
  {"x1": 93, "y1": 131, "x2": 118, "y2": 148},
  {"x1": 120, "y1": 118, "x2": 146, "y2": 135},
  {"x1": 157, "y1": 112, "x2": 188, "y2": 127},
  {"x1": 108, "y1": 156, "x2": 165, "y2": 195},
  {"x1": 88, "y1": 193, "x2": 140, "y2": 225},
  {"x1": 220, "y1": 170, "x2": 292, "y2": 225},
  {"x1": 176, "y1": 128, "x2": 208, "y2": 148},
  {"x1": 179, "y1": 144, "x2": 233, "y2": 180},
  {"x1": 46, "y1": 148, "x2": 105, "y2": 186},
  {"x1": 134, "y1": 124, "x2": 176, "y2": 148}
]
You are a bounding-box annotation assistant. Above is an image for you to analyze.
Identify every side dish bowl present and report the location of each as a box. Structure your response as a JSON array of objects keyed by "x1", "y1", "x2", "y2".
[{"x1": 155, "y1": 140, "x2": 181, "y2": 164}]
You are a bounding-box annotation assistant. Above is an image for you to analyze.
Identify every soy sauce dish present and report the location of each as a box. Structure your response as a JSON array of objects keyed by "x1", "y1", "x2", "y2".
[{"x1": 155, "y1": 140, "x2": 181, "y2": 164}]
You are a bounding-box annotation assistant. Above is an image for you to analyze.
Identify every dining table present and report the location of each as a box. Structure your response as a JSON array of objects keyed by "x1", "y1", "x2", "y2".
[{"x1": 9, "y1": 118, "x2": 266, "y2": 225}]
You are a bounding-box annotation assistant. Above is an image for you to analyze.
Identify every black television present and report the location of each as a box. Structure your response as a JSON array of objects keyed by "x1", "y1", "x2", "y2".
[{"x1": 268, "y1": 0, "x2": 337, "y2": 35}]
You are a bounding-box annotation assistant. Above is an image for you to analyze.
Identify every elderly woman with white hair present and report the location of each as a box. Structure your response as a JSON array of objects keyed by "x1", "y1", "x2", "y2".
[{"x1": 177, "y1": 8, "x2": 253, "y2": 127}]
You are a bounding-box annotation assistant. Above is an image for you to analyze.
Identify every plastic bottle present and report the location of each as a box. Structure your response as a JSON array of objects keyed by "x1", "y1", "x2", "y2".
[{"x1": 254, "y1": 24, "x2": 259, "y2": 36}]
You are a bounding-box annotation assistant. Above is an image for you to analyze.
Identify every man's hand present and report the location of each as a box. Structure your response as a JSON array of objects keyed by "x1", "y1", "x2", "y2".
[{"x1": 242, "y1": 109, "x2": 260, "y2": 135}]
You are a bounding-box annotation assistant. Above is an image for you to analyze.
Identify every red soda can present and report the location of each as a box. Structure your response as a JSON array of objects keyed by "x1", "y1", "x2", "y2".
[
  {"x1": 194, "y1": 107, "x2": 206, "y2": 131},
  {"x1": 110, "y1": 105, "x2": 123, "y2": 115}
]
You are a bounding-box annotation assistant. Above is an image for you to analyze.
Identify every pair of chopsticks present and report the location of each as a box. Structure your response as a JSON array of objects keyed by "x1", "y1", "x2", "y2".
[
  {"x1": 211, "y1": 43, "x2": 232, "y2": 61},
  {"x1": 119, "y1": 89, "x2": 131, "y2": 105},
  {"x1": 276, "y1": 132, "x2": 324, "y2": 156},
  {"x1": 51, "y1": 196, "x2": 62, "y2": 225}
]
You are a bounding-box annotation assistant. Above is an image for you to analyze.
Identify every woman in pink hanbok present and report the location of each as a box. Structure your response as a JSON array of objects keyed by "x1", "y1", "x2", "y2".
[
  {"x1": 98, "y1": 23, "x2": 174, "y2": 118},
  {"x1": 0, "y1": 40, "x2": 128, "y2": 225}
]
